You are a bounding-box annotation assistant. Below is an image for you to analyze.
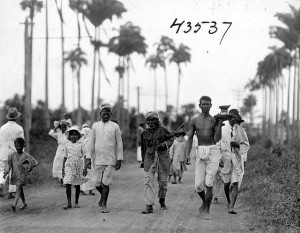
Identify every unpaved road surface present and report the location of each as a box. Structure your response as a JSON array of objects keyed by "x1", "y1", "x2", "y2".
[{"x1": 0, "y1": 159, "x2": 251, "y2": 233}]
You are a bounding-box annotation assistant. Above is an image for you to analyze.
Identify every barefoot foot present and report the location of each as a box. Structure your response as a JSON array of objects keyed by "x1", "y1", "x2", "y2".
[
  {"x1": 74, "y1": 203, "x2": 80, "y2": 208},
  {"x1": 101, "y1": 206, "x2": 110, "y2": 213},
  {"x1": 203, "y1": 212, "x2": 212, "y2": 220},
  {"x1": 199, "y1": 204, "x2": 205, "y2": 214},
  {"x1": 20, "y1": 203, "x2": 27, "y2": 210},
  {"x1": 228, "y1": 208, "x2": 237, "y2": 214}
]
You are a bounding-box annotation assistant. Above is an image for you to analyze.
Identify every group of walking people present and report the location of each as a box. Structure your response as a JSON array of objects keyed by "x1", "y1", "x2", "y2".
[{"x1": 0, "y1": 95, "x2": 249, "y2": 220}]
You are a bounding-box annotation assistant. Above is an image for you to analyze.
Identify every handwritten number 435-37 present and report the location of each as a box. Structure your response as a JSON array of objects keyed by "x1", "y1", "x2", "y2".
[{"x1": 170, "y1": 18, "x2": 232, "y2": 45}]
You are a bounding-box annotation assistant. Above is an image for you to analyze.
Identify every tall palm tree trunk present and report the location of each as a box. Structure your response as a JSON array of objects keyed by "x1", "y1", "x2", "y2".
[
  {"x1": 262, "y1": 88, "x2": 266, "y2": 136},
  {"x1": 45, "y1": 0, "x2": 50, "y2": 129},
  {"x1": 72, "y1": 70, "x2": 75, "y2": 119},
  {"x1": 24, "y1": 17, "x2": 31, "y2": 152},
  {"x1": 154, "y1": 69, "x2": 157, "y2": 111},
  {"x1": 275, "y1": 80, "x2": 279, "y2": 142},
  {"x1": 280, "y1": 78, "x2": 284, "y2": 143},
  {"x1": 164, "y1": 67, "x2": 168, "y2": 112},
  {"x1": 298, "y1": 52, "x2": 300, "y2": 137},
  {"x1": 60, "y1": 0, "x2": 65, "y2": 112},
  {"x1": 117, "y1": 57, "x2": 121, "y2": 125},
  {"x1": 176, "y1": 65, "x2": 181, "y2": 115},
  {"x1": 126, "y1": 56, "x2": 130, "y2": 113},
  {"x1": 121, "y1": 58, "x2": 125, "y2": 129},
  {"x1": 96, "y1": 28, "x2": 101, "y2": 121},
  {"x1": 76, "y1": 12, "x2": 82, "y2": 127},
  {"x1": 97, "y1": 48, "x2": 101, "y2": 121},
  {"x1": 292, "y1": 59, "x2": 297, "y2": 137},
  {"x1": 91, "y1": 27, "x2": 97, "y2": 124},
  {"x1": 268, "y1": 87, "x2": 273, "y2": 140},
  {"x1": 286, "y1": 66, "x2": 291, "y2": 143}
]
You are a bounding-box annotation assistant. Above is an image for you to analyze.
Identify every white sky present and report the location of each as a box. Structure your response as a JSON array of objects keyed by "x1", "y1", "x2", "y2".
[{"x1": 0, "y1": 0, "x2": 299, "y2": 116}]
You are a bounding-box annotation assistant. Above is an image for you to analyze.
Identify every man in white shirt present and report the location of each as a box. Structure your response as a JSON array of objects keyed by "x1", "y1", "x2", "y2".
[
  {"x1": 85, "y1": 104, "x2": 123, "y2": 213},
  {"x1": 0, "y1": 107, "x2": 24, "y2": 198},
  {"x1": 218, "y1": 109, "x2": 250, "y2": 214}
]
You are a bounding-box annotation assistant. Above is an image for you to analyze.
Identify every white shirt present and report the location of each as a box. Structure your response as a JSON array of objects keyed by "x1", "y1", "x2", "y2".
[
  {"x1": 0, "y1": 121, "x2": 24, "y2": 169},
  {"x1": 86, "y1": 121, "x2": 123, "y2": 166}
]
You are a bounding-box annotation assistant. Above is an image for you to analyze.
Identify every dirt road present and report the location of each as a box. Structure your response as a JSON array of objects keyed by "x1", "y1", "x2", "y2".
[{"x1": 0, "y1": 159, "x2": 251, "y2": 233}]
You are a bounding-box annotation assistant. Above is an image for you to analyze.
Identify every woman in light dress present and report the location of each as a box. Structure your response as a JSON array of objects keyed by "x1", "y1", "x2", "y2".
[{"x1": 48, "y1": 120, "x2": 70, "y2": 184}]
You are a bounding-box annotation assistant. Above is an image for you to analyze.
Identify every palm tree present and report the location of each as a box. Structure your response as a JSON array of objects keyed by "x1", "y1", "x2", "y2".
[
  {"x1": 273, "y1": 6, "x2": 300, "y2": 137},
  {"x1": 64, "y1": 48, "x2": 88, "y2": 126},
  {"x1": 54, "y1": 0, "x2": 66, "y2": 113},
  {"x1": 170, "y1": 43, "x2": 191, "y2": 115},
  {"x1": 108, "y1": 21, "x2": 147, "y2": 128},
  {"x1": 20, "y1": 0, "x2": 43, "y2": 152},
  {"x1": 271, "y1": 8, "x2": 300, "y2": 139},
  {"x1": 252, "y1": 47, "x2": 290, "y2": 142},
  {"x1": 45, "y1": 0, "x2": 50, "y2": 129},
  {"x1": 155, "y1": 36, "x2": 175, "y2": 112},
  {"x1": 145, "y1": 54, "x2": 165, "y2": 111},
  {"x1": 79, "y1": 0, "x2": 126, "y2": 124}
]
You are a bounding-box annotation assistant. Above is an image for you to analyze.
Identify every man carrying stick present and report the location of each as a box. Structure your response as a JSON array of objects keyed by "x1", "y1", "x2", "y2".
[
  {"x1": 140, "y1": 111, "x2": 174, "y2": 214},
  {"x1": 186, "y1": 96, "x2": 224, "y2": 220}
]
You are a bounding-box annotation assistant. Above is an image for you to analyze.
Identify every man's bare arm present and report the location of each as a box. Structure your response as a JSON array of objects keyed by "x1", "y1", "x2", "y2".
[
  {"x1": 186, "y1": 118, "x2": 196, "y2": 161},
  {"x1": 214, "y1": 120, "x2": 223, "y2": 143}
]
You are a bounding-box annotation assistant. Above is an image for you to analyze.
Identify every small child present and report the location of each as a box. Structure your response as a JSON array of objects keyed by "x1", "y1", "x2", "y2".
[
  {"x1": 169, "y1": 129, "x2": 187, "y2": 184},
  {"x1": 62, "y1": 126, "x2": 88, "y2": 209},
  {"x1": 3, "y1": 138, "x2": 38, "y2": 212}
]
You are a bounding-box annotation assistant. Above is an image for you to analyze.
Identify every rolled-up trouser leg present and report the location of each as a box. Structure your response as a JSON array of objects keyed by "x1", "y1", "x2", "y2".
[
  {"x1": 8, "y1": 171, "x2": 16, "y2": 193},
  {"x1": 158, "y1": 173, "x2": 168, "y2": 198},
  {"x1": 144, "y1": 171, "x2": 155, "y2": 206}
]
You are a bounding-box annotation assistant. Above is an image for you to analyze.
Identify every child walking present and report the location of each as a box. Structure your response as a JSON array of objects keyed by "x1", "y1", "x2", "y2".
[
  {"x1": 62, "y1": 126, "x2": 88, "y2": 209},
  {"x1": 169, "y1": 129, "x2": 187, "y2": 184},
  {"x1": 3, "y1": 137, "x2": 38, "y2": 211}
]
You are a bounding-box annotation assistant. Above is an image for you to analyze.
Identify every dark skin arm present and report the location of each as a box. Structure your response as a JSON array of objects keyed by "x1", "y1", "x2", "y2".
[
  {"x1": 214, "y1": 120, "x2": 224, "y2": 143},
  {"x1": 62, "y1": 157, "x2": 67, "y2": 178},
  {"x1": 115, "y1": 160, "x2": 122, "y2": 170},
  {"x1": 140, "y1": 132, "x2": 146, "y2": 168},
  {"x1": 186, "y1": 119, "x2": 196, "y2": 163}
]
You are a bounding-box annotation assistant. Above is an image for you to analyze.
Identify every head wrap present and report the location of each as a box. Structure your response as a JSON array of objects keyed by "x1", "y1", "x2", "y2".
[
  {"x1": 145, "y1": 111, "x2": 159, "y2": 120},
  {"x1": 229, "y1": 109, "x2": 239, "y2": 116},
  {"x1": 100, "y1": 104, "x2": 112, "y2": 114}
]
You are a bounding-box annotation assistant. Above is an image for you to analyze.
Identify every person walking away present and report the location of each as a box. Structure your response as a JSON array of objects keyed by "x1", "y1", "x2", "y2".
[
  {"x1": 169, "y1": 128, "x2": 187, "y2": 184},
  {"x1": 0, "y1": 107, "x2": 24, "y2": 199},
  {"x1": 3, "y1": 137, "x2": 38, "y2": 211},
  {"x1": 185, "y1": 96, "x2": 224, "y2": 220},
  {"x1": 140, "y1": 111, "x2": 174, "y2": 214},
  {"x1": 80, "y1": 123, "x2": 95, "y2": 196},
  {"x1": 85, "y1": 104, "x2": 123, "y2": 213},
  {"x1": 62, "y1": 126, "x2": 88, "y2": 209},
  {"x1": 49, "y1": 120, "x2": 69, "y2": 184}
]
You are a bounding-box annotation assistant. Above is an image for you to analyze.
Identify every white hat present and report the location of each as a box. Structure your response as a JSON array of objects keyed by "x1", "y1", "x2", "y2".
[{"x1": 65, "y1": 125, "x2": 82, "y2": 139}]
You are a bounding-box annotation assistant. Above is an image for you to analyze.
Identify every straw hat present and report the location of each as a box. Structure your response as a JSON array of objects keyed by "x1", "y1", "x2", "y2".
[
  {"x1": 6, "y1": 107, "x2": 21, "y2": 120},
  {"x1": 174, "y1": 128, "x2": 186, "y2": 136},
  {"x1": 65, "y1": 125, "x2": 82, "y2": 139}
]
